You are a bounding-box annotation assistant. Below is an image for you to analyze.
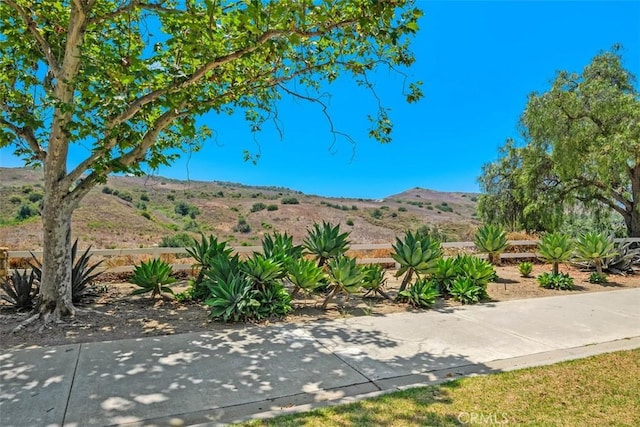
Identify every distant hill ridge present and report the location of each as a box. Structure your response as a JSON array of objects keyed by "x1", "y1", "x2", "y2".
[{"x1": 0, "y1": 167, "x2": 480, "y2": 250}]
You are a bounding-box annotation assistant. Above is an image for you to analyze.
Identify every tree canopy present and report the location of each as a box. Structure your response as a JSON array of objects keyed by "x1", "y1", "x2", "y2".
[
  {"x1": 0, "y1": 0, "x2": 423, "y2": 322},
  {"x1": 478, "y1": 49, "x2": 640, "y2": 237}
]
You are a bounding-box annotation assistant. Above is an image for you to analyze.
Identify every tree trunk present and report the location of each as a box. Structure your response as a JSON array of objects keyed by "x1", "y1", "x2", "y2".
[
  {"x1": 627, "y1": 165, "x2": 640, "y2": 237},
  {"x1": 38, "y1": 171, "x2": 75, "y2": 322}
]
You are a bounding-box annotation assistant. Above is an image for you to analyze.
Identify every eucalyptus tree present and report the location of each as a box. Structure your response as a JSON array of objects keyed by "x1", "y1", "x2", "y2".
[{"x1": 0, "y1": 0, "x2": 423, "y2": 324}]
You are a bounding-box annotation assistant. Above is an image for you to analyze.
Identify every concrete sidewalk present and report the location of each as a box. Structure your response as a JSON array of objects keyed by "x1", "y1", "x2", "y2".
[{"x1": 2, "y1": 288, "x2": 639, "y2": 427}]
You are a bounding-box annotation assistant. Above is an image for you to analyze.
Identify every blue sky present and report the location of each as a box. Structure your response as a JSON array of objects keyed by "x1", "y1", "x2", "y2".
[{"x1": 1, "y1": 1, "x2": 639, "y2": 199}]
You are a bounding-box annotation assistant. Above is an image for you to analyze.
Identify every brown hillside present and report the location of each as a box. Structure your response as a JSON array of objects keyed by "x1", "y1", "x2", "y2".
[{"x1": 0, "y1": 167, "x2": 481, "y2": 250}]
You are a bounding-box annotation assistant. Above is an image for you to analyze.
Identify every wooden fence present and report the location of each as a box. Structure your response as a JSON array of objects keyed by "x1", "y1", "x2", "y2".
[{"x1": 7, "y1": 238, "x2": 639, "y2": 275}]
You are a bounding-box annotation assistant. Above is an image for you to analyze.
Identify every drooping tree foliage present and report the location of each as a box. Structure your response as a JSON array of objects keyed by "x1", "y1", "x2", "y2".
[
  {"x1": 479, "y1": 48, "x2": 640, "y2": 236},
  {"x1": 0, "y1": 0, "x2": 423, "y2": 323}
]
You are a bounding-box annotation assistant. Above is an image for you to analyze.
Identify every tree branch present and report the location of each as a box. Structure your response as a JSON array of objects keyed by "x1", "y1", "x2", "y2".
[
  {"x1": 67, "y1": 106, "x2": 185, "y2": 205},
  {"x1": 107, "y1": 18, "x2": 358, "y2": 129},
  {"x1": 3, "y1": 0, "x2": 61, "y2": 78},
  {"x1": 0, "y1": 118, "x2": 44, "y2": 159}
]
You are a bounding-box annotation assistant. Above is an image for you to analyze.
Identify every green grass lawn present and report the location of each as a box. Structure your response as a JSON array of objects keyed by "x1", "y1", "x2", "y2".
[{"x1": 240, "y1": 348, "x2": 640, "y2": 426}]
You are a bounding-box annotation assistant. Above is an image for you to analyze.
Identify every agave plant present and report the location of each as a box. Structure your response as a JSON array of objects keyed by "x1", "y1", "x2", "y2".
[
  {"x1": 203, "y1": 253, "x2": 242, "y2": 288},
  {"x1": 185, "y1": 234, "x2": 232, "y2": 285},
  {"x1": 322, "y1": 256, "x2": 365, "y2": 309},
  {"x1": 130, "y1": 258, "x2": 177, "y2": 298},
  {"x1": 450, "y1": 277, "x2": 483, "y2": 304},
  {"x1": 240, "y1": 253, "x2": 285, "y2": 290},
  {"x1": 431, "y1": 257, "x2": 457, "y2": 295},
  {"x1": 518, "y1": 261, "x2": 533, "y2": 278},
  {"x1": 454, "y1": 255, "x2": 495, "y2": 288},
  {"x1": 1, "y1": 269, "x2": 38, "y2": 309},
  {"x1": 252, "y1": 282, "x2": 293, "y2": 320},
  {"x1": 537, "y1": 232, "x2": 574, "y2": 275},
  {"x1": 261, "y1": 231, "x2": 303, "y2": 264},
  {"x1": 474, "y1": 224, "x2": 508, "y2": 265},
  {"x1": 391, "y1": 230, "x2": 442, "y2": 292},
  {"x1": 30, "y1": 239, "x2": 104, "y2": 303},
  {"x1": 205, "y1": 274, "x2": 258, "y2": 322},
  {"x1": 602, "y1": 239, "x2": 640, "y2": 274},
  {"x1": 360, "y1": 264, "x2": 390, "y2": 299},
  {"x1": 286, "y1": 258, "x2": 326, "y2": 297},
  {"x1": 397, "y1": 278, "x2": 439, "y2": 308},
  {"x1": 303, "y1": 221, "x2": 350, "y2": 267},
  {"x1": 575, "y1": 232, "x2": 617, "y2": 275}
]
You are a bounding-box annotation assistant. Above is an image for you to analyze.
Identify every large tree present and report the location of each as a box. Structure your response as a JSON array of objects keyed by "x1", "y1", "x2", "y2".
[
  {"x1": 0, "y1": 0, "x2": 423, "y2": 324},
  {"x1": 479, "y1": 49, "x2": 640, "y2": 236}
]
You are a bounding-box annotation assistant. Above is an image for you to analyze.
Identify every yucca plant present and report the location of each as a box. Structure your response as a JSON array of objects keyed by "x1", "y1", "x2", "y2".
[
  {"x1": 30, "y1": 239, "x2": 104, "y2": 303},
  {"x1": 322, "y1": 256, "x2": 365, "y2": 309},
  {"x1": 538, "y1": 232, "x2": 574, "y2": 275},
  {"x1": 130, "y1": 258, "x2": 177, "y2": 298},
  {"x1": 397, "y1": 278, "x2": 439, "y2": 308},
  {"x1": 361, "y1": 264, "x2": 390, "y2": 299},
  {"x1": 303, "y1": 221, "x2": 350, "y2": 267},
  {"x1": 1, "y1": 269, "x2": 38, "y2": 309},
  {"x1": 391, "y1": 230, "x2": 442, "y2": 292},
  {"x1": 575, "y1": 231, "x2": 617, "y2": 275},
  {"x1": 205, "y1": 274, "x2": 258, "y2": 322},
  {"x1": 287, "y1": 258, "x2": 326, "y2": 297},
  {"x1": 518, "y1": 261, "x2": 533, "y2": 278},
  {"x1": 474, "y1": 224, "x2": 508, "y2": 265}
]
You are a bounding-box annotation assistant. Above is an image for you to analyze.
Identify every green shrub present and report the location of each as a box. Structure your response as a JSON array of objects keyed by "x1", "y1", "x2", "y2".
[
  {"x1": 167, "y1": 194, "x2": 175, "y2": 201},
  {"x1": 9, "y1": 195, "x2": 22, "y2": 204},
  {"x1": 538, "y1": 272, "x2": 574, "y2": 290},
  {"x1": 438, "y1": 203, "x2": 453, "y2": 212},
  {"x1": 346, "y1": 219, "x2": 354, "y2": 226},
  {"x1": 266, "y1": 204, "x2": 279, "y2": 211},
  {"x1": 140, "y1": 193, "x2": 150, "y2": 201},
  {"x1": 397, "y1": 278, "x2": 439, "y2": 308},
  {"x1": 116, "y1": 192, "x2": 133, "y2": 202},
  {"x1": 27, "y1": 192, "x2": 43, "y2": 203},
  {"x1": 174, "y1": 201, "x2": 199, "y2": 217},
  {"x1": 281, "y1": 196, "x2": 299, "y2": 204},
  {"x1": 370, "y1": 208, "x2": 383, "y2": 219},
  {"x1": 135, "y1": 201, "x2": 147, "y2": 210},
  {"x1": 233, "y1": 218, "x2": 252, "y2": 233},
  {"x1": 159, "y1": 233, "x2": 194, "y2": 248},
  {"x1": 588, "y1": 272, "x2": 608, "y2": 284},
  {"x1": 398, "y1": 207, "x2": 407, "y2": 212},
  {"x1": 250, "y1": 202, "x2": 267, "y2": 212},
  {"x1": 141, "y1": 211, "x2": 152, "y2": 220},
  {"x1": 518, "y1": 262, "x2": 533, "y2": 278},
  {"x1": 101, "y1": 186, "x2": 113, "y2": 194},
  {"x1": 130, "y1": 259, "x2": 177, "y2": 298},
  {"x1": 16, "y1": 203, "x2": 38, "y2": 220}
]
